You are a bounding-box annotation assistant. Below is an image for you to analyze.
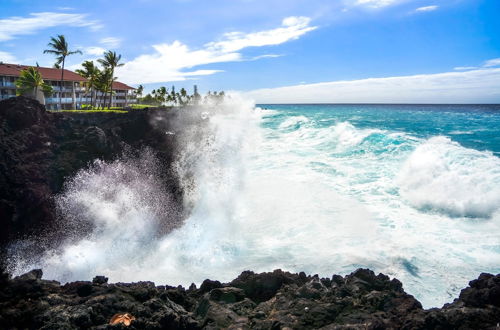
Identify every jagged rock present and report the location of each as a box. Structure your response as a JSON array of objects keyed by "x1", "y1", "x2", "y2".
[
  {"x1": 84, "y1": 126, "x2": 108, "y2": 153},
  {"x1": 14, "y1": 268, "x2": 43, "y2": 281},
  {"x1": 199, "y1": 279, "x2": 223, "y2": 294},
  {"x1": 93, "y1": 276, "x2": 109, "y2": 285},
  {"x1": 0, "y1": 96, "x2": 44, "y2": 130},
  {"x1": 459, "y1": 273, "x2": 500, "y2": 307},
  {"x1": 2, "y1": 268, "x2": 497, "y2": 329},
  {"x1": 229, "y1": 269, "x2": 302, "y2": 303}
]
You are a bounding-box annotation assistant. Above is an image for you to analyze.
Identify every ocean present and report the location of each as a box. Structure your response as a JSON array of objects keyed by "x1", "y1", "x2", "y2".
[{"x1": 9, "y1": 100, "x2": 500, "y2": 308}]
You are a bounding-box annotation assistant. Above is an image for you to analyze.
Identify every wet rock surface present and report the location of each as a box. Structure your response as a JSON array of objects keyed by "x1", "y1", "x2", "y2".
[
  {"x1": 0, "y1": 268, "x2": 499, "y2": 329},
  {"x1": 0, "y1": 97, "x2": 183, "y2": 256}
]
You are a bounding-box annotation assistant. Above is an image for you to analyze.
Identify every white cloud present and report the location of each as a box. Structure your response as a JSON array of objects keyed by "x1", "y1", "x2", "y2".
[
  {"x1": 454, "y1": 66, "x2": 477, "y2": 71},
  {"x1": 251, "y1": 54, "x2": 284, "y2": 60},
  {"x1": 415, "y1": 5, "x2": 438, "y2": 12},
  {"x1": 205, "y1": 16, "x2": 316, "y2": 53},
  {"x1": 0, "y1": 12, "x2": 102, "y2": 42},
  {"x1": 100, "y1": 37, "x2": 122, "y2": 48},
  {"x1": 85, "y1": 46, "x2": 106, "y2": 56},
  {"x1": 0, "y1": 51, "x2": 18, "y2": 63},
  {"x1": 116, "y1": 16, "x2": 317, "y2": 84},
  {"x1": 355, "y1": 0, "x2": 400, "y2": 8},
  {"x1": 483, "y1": 58, "x2": 500, "y2": 67},
  {"x1": 244, "y1": 68, "x2": 500, "y2": 104}
]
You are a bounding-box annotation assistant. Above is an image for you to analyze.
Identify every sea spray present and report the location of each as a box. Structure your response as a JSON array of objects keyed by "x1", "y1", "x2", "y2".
[
  {"x1": 7, "y1": 101, "x2": 500, "y2": 309},
  {"x1": 8, "y1": 149, "x2": 181, "y2": 282}
]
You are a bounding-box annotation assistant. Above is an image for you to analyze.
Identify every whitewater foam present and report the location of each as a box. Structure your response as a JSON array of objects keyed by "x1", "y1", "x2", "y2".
[
  {"x1": 7, "y1": 101, "x2": 500, "y2": 309},
  {"x1": 398, "y1": 136, "x2": 500, "y2": 218}
]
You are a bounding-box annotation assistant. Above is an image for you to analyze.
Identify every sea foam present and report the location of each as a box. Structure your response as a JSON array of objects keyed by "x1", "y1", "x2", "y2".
[
  {"x1": 397, "y1": 136, "x2": 500, "y2": 218},
  {"x1": 8, "y1": 101, "x2": 500, "y2": 309}
]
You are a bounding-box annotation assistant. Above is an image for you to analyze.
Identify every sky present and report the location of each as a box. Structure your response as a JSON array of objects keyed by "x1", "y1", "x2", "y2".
[{"x1": 0, "y1": 0, "x2": 499, "y2": 103}]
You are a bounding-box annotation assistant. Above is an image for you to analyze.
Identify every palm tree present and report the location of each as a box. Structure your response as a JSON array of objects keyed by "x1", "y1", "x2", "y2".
[
  {"x1": 136, "y1": 84, "x2": 144, "y2": 98},
  {"x1": 15, "y1": 67, "x2": 53, "y2": 101},
  {"x1": 170, "y1": 86, "x2": 177, "y2": 106},
  {"x1": 95, "y1": 68, "x2": 113, "y2": 109},
  {"x1": 43, "y1": 35, "x2": 82, "y2": 109},
  {"x1": 158, "y1": 86, "x2": 168, "y2": 105},
  {"x1": 98, "y1": 51, "x2": 124, "y2": 108},
  {"x1": 178, "y1": 88, "x2": 190, "y2": 106},
  {"x1": 76, "y1": 60, "x2": 100, "y2": 109}
]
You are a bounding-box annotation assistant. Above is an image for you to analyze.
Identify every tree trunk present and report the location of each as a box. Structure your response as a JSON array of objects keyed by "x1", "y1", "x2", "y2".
[
  {"x1": 60, "y1": 58, "x2": 65, "y2": 110},
  {"x1": 108, "y1": 69, "x2": 114, "y2": 109}
]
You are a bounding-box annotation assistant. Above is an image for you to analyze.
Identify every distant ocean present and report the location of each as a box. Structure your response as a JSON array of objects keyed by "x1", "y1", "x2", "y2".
[{"x1": 10, "y1": 101, "x2": 500, "y2": 309}]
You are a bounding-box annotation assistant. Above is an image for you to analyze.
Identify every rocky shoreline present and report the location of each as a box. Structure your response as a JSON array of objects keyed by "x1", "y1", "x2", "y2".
[
  {"x1": 1, "y1": 97, "x2": 499, "y2": 329},
  {"x1": 0, "y1": 268, "x2": 499, "y2": 329}
]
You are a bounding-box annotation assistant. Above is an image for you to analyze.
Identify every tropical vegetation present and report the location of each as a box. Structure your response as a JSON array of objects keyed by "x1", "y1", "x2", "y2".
[
  {"x1": 97, "y1": 51, "x2": 123, "y2": 108},
  {"x1": 41, "y1": 35, "x2": 225, "y2": 111},
  {"x1": 137, "y1": 85, "x2": 224, "y2": 107},
  {"x1": 43, "y1": 35, "x2": 82, "y2": 109},
  {"x1": 15, "y1": 66, "x2": 53, "y2": 98}
]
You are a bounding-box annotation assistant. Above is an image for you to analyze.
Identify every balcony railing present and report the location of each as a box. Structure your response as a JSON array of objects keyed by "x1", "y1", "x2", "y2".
[
  {"x1": 0, "y1": 82, "x2": 16, "y2": 88},
  {"x1": 46, "y1": 97, "x2": 74, "y2": 104},
  {"x1": 49, "y1": 87, "x2": 75, "y2": 92}
]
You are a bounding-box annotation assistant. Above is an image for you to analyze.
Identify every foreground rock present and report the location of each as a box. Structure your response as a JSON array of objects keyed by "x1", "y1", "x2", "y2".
[
  {"x1": 0, "y1": 268, "x2": 499, "y2": 329},
  {"x1": 0, "y1": 97, "x2": 184, "y2": 255}
]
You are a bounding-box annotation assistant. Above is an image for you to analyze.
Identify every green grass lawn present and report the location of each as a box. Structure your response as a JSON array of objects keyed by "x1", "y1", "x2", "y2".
[
  {"x1": 47, "y1": 104, "x2": 167, "y2": 113},
  {"x1": 49, "y1": 109, "x2": 128, "y2": 114},
  {"x1": 129, "y1": 104, "x2": 159, "y2": 109}
]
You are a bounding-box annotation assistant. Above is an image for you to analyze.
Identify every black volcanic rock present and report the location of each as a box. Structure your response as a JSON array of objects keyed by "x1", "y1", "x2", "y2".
[
  {"x1": 0, "y1": 268, "x2": 499, "y2": 329},
  {"x1": 0, "y1": 96, "x2": 183, "y2": 258}
]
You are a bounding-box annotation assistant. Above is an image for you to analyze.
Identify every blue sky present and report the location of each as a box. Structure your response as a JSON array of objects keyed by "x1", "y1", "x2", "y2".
[{"x1": 0, "y1": 0, "x2": 499, "y2": 102}]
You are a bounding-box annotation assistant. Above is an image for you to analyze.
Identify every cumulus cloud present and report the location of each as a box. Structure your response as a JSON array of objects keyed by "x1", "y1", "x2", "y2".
[
  {"x1": 415, "y1": 5, "x2": 438, "y2": 12},
  {"x1": 0, "y1": 51, "x2": 18, "y2": 63},
  {"x1": 116, "y1": 16, "x2": 317, "y2": 84},
  {"x1": 244, "y1": 68, "x2": 500, "y2": 104},
  {"x1": 0, "y1": 12, "x2": 102, "y2": 41}
]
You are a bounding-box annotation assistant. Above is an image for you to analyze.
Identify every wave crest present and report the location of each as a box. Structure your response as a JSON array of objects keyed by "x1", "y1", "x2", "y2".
[{"x1": 397, "y1": 136, "x2": 500, "y2": 218}]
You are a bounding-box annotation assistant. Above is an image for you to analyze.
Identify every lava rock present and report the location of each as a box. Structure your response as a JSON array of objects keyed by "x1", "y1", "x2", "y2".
[
  {"x1": 0, "y1": 96, "x2": 184, "y2": 256},
  {"x1": 0, "y1": 269, "x2": 499, "y2": 329}
]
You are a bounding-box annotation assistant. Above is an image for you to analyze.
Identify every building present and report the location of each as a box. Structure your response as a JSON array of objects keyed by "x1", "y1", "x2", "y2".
[
  {"x1": 0, "y1": 63, "x2": 136, "y2": 110},
  {"x1": 95, "y1": 81, "x2": 137, "y2": 109}
]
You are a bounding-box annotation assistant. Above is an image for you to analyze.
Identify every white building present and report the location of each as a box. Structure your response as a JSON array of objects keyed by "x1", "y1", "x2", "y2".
[{"x1": 0, "y1": 63, "x2": 136, "y2": 110}]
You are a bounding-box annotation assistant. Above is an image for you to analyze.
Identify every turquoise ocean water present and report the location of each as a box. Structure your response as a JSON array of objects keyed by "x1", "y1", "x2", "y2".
[
  {"x1": 10, "y1": 102, "x2": 500, "y2": 309},
  {"x1": 252, "y1": 104, "x2": 500, "y2": 307}
]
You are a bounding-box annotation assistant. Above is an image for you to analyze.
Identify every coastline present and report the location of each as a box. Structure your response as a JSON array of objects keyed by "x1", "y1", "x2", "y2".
[
  {"x1": 1, "y1": 97, "x2": 499, "y2": 328},
  {"x1": 1, "y1": 267, "x2": 499, "y2": 329}
]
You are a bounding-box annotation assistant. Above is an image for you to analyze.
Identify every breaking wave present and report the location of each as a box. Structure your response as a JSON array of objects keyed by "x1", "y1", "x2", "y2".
[{"x1": 7, "y1": 101, "x2": 500, "y2": 309}]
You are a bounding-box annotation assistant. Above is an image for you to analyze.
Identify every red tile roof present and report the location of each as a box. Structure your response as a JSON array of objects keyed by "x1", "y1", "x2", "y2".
[
  {"x1": 112, "y1": 81, "x2": 136, "y2": 90},
  {"x1": 0, "y1": 63, "x2": 135, "y2": 90},
  {"x1": 0, "y1": 63, "x2": 87, "y2": 82}
]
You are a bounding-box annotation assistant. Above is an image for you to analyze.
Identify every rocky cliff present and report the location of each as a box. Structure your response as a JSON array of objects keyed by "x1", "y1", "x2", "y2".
[{"x1": 0, "y1": 97, "x2": 183, "y2": 256}]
